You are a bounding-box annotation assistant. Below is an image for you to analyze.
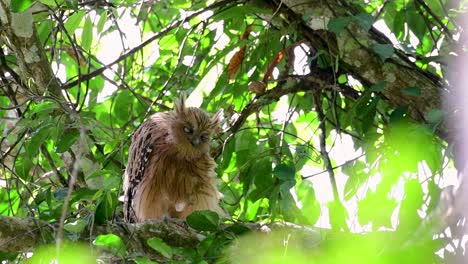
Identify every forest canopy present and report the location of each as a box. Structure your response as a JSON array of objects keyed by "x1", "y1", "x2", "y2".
[{"x1": 0, "y1": 0, "x2": 467, "y2": 263}]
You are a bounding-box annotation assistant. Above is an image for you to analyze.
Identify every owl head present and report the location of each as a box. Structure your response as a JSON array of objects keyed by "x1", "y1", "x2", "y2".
[{"x1": 169, "y1": 96, "x2": 222, "y2": 158}]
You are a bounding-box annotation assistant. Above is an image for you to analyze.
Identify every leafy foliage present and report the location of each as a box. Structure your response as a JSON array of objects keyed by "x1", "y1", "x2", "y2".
[{"x1": 0, "y1": 0, "x2": 465, "y2": 262}]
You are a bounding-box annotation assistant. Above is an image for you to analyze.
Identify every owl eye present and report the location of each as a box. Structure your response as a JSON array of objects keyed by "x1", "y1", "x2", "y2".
[{"x1": 183, "y1": 126, "x2": 193, "y2": 134}]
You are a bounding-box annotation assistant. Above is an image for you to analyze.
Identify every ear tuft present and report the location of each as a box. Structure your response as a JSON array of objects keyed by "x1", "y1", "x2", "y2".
[
  {"x1": 211, "y1": 109, "x2": 223, "y2": 127},
  {"x1": 174, "y1": 94, "x2": 186, "y2": 114}
]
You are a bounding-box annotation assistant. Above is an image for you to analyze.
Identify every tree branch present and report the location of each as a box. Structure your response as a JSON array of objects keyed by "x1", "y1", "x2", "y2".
[
  {"x1": 0, "y1": 215, "x2": 199, "y2": 254},
  {"x1": 313, "y1": 90, "x2": 339, "y2": 201}
]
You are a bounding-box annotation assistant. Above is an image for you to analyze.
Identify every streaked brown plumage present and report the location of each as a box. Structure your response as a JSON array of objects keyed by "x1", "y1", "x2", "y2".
[{"x1": 123, "y1": 96, "x2": 224, "y2": 222}]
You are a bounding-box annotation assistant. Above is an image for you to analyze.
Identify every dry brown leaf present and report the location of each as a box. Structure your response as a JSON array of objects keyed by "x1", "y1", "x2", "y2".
[
  {"x1": 227, "y1": 25, "x2": 253, "y2": 80},
  {"x1": 228, "y1": 47, "x2": 246, "y2": 80},
  {"x1": 262, "y1": 51, "x2": 284, "y2": 82}
]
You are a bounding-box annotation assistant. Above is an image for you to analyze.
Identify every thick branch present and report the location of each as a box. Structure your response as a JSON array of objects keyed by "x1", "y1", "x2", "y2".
[
  {"x1": 278, "y1": 0, "x2": 445, "y2": 133},
  {"x1": 0, "y1": 216, "x2": 54, "y2": 252},
  {"x1": 0, "y1": 215, "x2": 198, "y2": 253}
]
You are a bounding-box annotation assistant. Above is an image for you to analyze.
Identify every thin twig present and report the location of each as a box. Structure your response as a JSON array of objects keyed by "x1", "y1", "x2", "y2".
[
  {"x1": 415, "y1": 0, "x2": 454, "y2": 41},
  {"x1": 301, "y1": 153, "x2": 365, "y2": 179},
  {"x1": 56, "y1": 113, "x2": 86, "y2": 253},
  {"x1": 62, "y1": 0, "x2": 244, "y2": 90},
  {"x1": 40, "y1": 145, "x2": 68, "y2": 186},
  {"x1": 313, "y1": 90, "x2": 339, "y2": 201}
]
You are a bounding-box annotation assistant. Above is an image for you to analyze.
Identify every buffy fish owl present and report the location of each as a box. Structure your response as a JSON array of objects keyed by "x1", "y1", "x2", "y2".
[{"x1": 123, "y1": 96, "x2": 224, "y2": 222}]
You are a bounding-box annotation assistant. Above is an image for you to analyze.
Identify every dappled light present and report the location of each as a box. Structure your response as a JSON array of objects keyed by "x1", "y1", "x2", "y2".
[{"x1": 0, "y1": 0, "x2": 466, "y2": 263}]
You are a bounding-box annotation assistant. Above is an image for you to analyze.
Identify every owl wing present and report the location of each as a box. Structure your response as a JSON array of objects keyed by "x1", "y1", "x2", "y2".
[{"x1": 123, "y1": 119, "x2": 157, "y2": 222}]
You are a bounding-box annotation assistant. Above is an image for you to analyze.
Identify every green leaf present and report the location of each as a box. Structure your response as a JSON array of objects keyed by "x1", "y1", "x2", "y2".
[
  {"x1": 54, "y1": 188, "x2": 69, "y2": 200},
  {"x1": 427, "y1": 181, "x2": 441, "y2": 212},
  {"x1": 37, "y1": 19, "x2": 52, "y2": 43},
  {"x1": 338, "y1": 74, "x2": 347, "y2": 84},
  {"x1": 97, "y1": 11, "x2": 108, "y2": 33},
  {"x1": 369, "y1": 81, "x2": 387, "y2": 92},
  {"x1": 86, "y1": 170, "x2": 120, "y2": 190},
  {"x1": 64, "y1": 218, "x2": 88, "y2": 234},
  {"x1": 358, "y1": 97, "x2": 379, "y2": 133},
  {"x1": 25, "y1": 125, "x2": 52, "y2": 158},
  {"x1": 389, "y1": 106, "x2": 408, "y2": 123},
  {"x1": 113, "y1": 90, "x2": 133, "y2": 121},
  {"x1": 15, "y1": 156, "x2": 33, "y2": 179},
  {"x1": 357, "y1": 188, "x2": 398, "y2": 229},
  {"x1": 147, "y1": 237, "x2": 173, "y2": 259},
  {"x1": 94, "y1": 191, "x2": 117, "y2": 224},
  {"x1": 0, "y1": 189, "x2": 19, "y2": 216},
  {"x1": 70, "y1": 187, "x2": 97, "y2": 204},
  {"x1": 81, "y1": 16, "x2": 93, "y2": 50},
  {"x1": 401, "y1": 87, "x2": 421, "y2": 97},
  {"x1": 327, "y1": 200, "x2": 349, "y2": 230},
  {"x1": 234, "y1": 130, "x2": 257, "y2": 152},
  {"x1": 38, "y1": 0, "x2": 59, "y2": 6},
  {"x1": 355, "y1": 13, "x2": 374, "y2": 31},
  {"x1": 392, "y1": 10, "x2": 405, "y2": 39},
  {"x1": 93, "y1": 234, "x2": 126, "y2": 257},
  {"x1": 186, "y1": 210, "x2": 220, "y2": 232},
  {"x1": 372, "y1": 44, "x2": 394, "y2": 61},
  {"x1": 294, "y1": 144, "x2": 311, "y2": 170},
  {"x1": 223, "y1": 223, "x2": 251, "y2": 235},
  {"x1": 64, "y1": 11, "x2": 85, "y2": 33},
  {"x1": 134, "y1": 256, "x2": 157, "y2": 264},
  {"x1": 0, "y1": 251, "x2": 18, "y2": 262},
  {"x1": 399, "y1": 179, "x2": 424, "y2": 232},
  {"x1": 65, "y1": 0, "x2": 78, "y2": 10},
  {"x1": 56, "y1": 129, "x2": 79, "y2": 153},
  {"x1": 328, "y1": 17, "x2": 353, "y2": 34},
  {"x1": 172, "y1": 0, "x2": 191, "y2": 8},
  {"x1": 426, "y1": 108, "x2": 444, "y2": 124},
  {"x1": 279, "y1": 179, "x2": 296, "y2": 196},
  {"x1": 29, "y1": 243, "x2": 97, "y2": 263},
  {"x1": 252, "y1": 158, "x2": 273, "y2": 191},
  {"x1": 11, "y1": 0, "x2": 35, "y2": 12},
  {"x1": 212, "y1": 5, "x2": 270, "y2": 22},
  {"x1": 343, "y1": 160, "x2": 368, "y2": 200},
  {"x1": 296, "y1": 181, "x2": 320, "y2": 225},
  {"x1": 29, "y1": 101, "x2": 59, "y2": 115},
  {"x1": 406, "y1": 7, "x2": 426, "y2": 41},
  {"x1": 272, "y1": 164, "x2": 295, "y2": 181}
]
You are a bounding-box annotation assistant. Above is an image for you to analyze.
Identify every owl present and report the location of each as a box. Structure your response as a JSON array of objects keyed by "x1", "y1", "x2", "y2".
[{"x1": 123, "y1": 96, "x2": 225, "y2": 222}]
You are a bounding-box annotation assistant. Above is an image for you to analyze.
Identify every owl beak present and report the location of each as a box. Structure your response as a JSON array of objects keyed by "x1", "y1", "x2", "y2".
[{"x1": 191, "y1": 137, "x2": 201, "y2": 146}]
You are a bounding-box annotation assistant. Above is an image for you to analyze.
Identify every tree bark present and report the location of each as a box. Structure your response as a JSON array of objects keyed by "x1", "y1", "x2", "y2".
[
  {"x1": 0, "y1": 215, "x2": 199, "y2": 254},
  {"x1": 0, "y1": 1, "x2": 62, "y2": 98}
]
